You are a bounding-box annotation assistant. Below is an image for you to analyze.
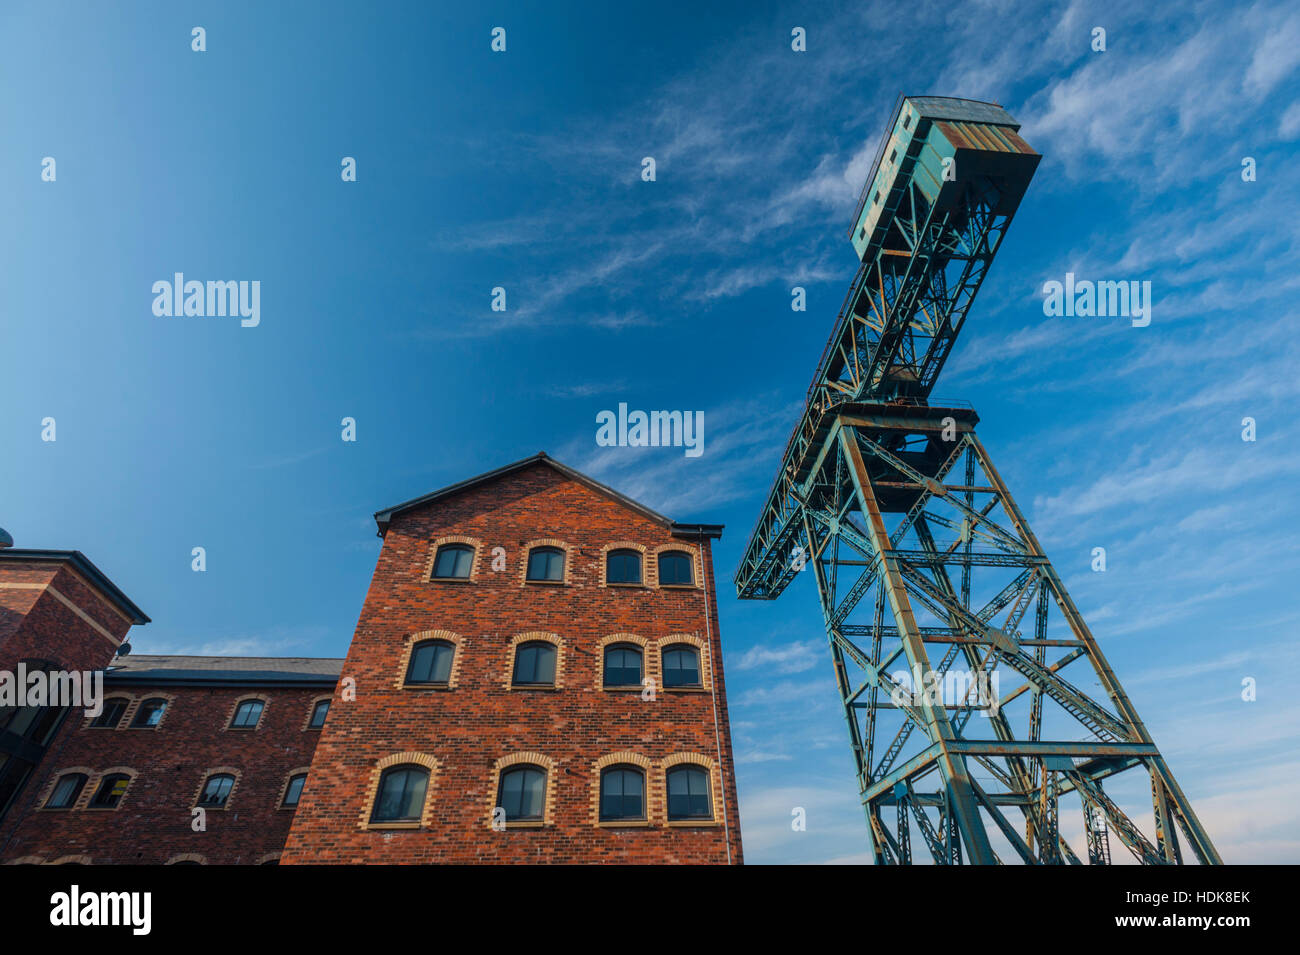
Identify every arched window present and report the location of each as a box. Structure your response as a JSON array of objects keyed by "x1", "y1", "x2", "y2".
[
  {"x1": 512, "y1": 641, "x2": 557, "y2": 686},
  {"x1": 497, "y1": 765, "x2": 546, "y2": 822},
  {"x1": 666, "y1": 765, "x2": 712, "y2": 821},
  {"x1": 606, "y1": 549, "x2": 642, "y2": 585},
  {"x1": 282, "y1": 773, "x2": 307, "y2": 808},
  {"x1": 658, "y1": 550, "x2": 694, "y2": 586},
  {"x1": 46, "y1": 773, "x2": 88, "y2": 809},
  {"x1": 230, "y1": 699, "x2": 264, "y2": 729},
  {"x1": 130, "y1": 698, "x2": 167, "y2": 728},
  {"x1": 526, "y1": 546, "x2": 565, "y2": 582},
  {"x1": 599, "y1": 766, "x2": 645, "y2": 822},
  {"x1": 371, "y1": 765, "x2": 429, "y2": 824},
  {"x1": 603, "y1": 645, "x2": 643, "y2": 688},
  {"x1": 308, "y1": 699, "x2": 330, "y2": 728},
  {"x1": 662, "y1": 645, "x2": 701, "y2": 688},
  {"x1": 432, "y1": 544, "x2": 474, "y2": 580},
  {"x1": 89, "y1": 773, "x2": 130, "y2": 809},
  {"x1": 197, "y1": 773, "x2": 236, "y2": 808},
  {"x1": 406, "y1": 640, "x2": 455, "y2": 686},
  {"x1": 90, "y1": 698, "x2": 129, "y2": 729}
]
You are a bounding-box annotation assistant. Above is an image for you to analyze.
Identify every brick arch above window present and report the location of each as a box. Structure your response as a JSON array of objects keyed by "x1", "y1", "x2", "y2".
[
  {"x1": 276, "y1": 765, "x2": 313, "y2": 811},
  {"x1": 85, "y1": 767, "x2": 139, "y2": 811},
  {"x1": 49, "y1": 854, "x2": 93, "y2": 866},
  {"x1": 358, "y1": 751, "x2": 440, "y2": 831},
  {"x1": 395, "y1": 630, "x2": 464, "y2": 690},
  {"x1": 192, "y1": 766, "x2": 243, "y2": 810},
  {"x1": 590, "y1": 751, "x2": 653, "y2": 826},
  {"x1": 425, "y1": 535, "x2": 484, "y2": 582},
  {"x1": 82, "y1": 694, "x2": 134, "y2": 730},
  {"x1": 519, "y1": 538, "x2": 573, "y2": 585},
  {"x1": 659, "y1": 752, "x2": 722, "y2": 827},
  {"x1": 600, "y1": 541, "x2": 648, "y2": 587},
  {"x1": 657, "y1": 633, "x2": 712, "y2": 691},
  {"x1": 650, "y1": 543, "x2": 703, "y2": 589},
  {"x1": 224, "y1": 693, "x2": 271, "y2": 731},
  {"x1": 505, "y1": 632, "x2": 565, "y2": 690},
  {"x1": 165, "y1": 853, "x2": 208, "y2": 865},
  {"x1": 255, "y1": 852, "x2": 282, "y2": 865},
  {"x1": 303, "y1": 693, "x2": 333, "y2": 731},
  {"x1": 36, "y1": 765, "x2": 96, "y2": 810},
  {"x1": 595, "y1": 633, "x2": 649, "y2": 691},
  {"x1": 486, "y1": 752, "x2": 558, "y2": 829},
  {"x1": 122, "y1": 693, "x2": 174, "y2": 730},
  {"x1": 5, "y1": 856, "x2": 46, "y2": 866}
]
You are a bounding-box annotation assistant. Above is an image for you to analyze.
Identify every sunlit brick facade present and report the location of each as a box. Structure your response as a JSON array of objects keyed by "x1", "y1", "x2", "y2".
[
  {"x1": 0, "y1": 454, "x2": 743, "y2": 865},
  {"x1": 282, "y1": 453, "x2": 743, "y2": 864}
]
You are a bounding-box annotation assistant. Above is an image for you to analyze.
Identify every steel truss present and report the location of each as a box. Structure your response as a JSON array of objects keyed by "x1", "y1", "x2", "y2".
[
  {"x1": 736, "y1": 176, "x2": 1013, "y2": 603},
  {"x1": 789, "y1": 403, "x2": 1220, "y2": 865}
]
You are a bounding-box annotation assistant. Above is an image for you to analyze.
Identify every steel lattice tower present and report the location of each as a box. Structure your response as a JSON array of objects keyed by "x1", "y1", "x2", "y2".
[{"x1": 735, "y1": 96, "x2": 1220, "y2": 865}]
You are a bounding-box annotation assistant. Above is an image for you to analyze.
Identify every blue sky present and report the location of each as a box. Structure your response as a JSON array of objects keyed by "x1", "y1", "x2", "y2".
[{"x1": 3, "y1": 0, "x2": 1299, "y2": 863}]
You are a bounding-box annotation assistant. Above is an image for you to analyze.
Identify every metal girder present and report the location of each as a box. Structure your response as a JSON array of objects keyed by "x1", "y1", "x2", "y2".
[
  {"x1": 741, "y1": 405, "x2": 1220, "y2": 865},
  {"x1": 734, "y1": 95, "x2": 1217, "y2": 865},
  {"x1": 736, "y1": 169, "x2": 1016, "y2": 601}
]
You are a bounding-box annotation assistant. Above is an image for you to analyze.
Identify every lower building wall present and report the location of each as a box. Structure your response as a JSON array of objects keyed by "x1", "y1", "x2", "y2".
[
  {"x1": 0, "y1": 684, "x2": 328, "y2": 866},
  {"x1": 280, "y1": 697, "x2": 744, "y2": 865}
]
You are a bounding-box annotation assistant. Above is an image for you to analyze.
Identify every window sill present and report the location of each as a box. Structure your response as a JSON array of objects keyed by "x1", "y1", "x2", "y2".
[
  {"x1": 665, "y1": 819, "x2": 719, "y2": 828},
  {"x1": 400, "y1": 683, "x2": 454, "y2": 692},
  {"x1": 365, "y1": 821, "x2": 422, "y2": 831},
  {"x1": 508, "y1": 684, "x2": 561, "y2": 692},
  {"x1": 664, "y1": 686, "x2": 710, "y2": 694},
  {"x1": 596, "y1": 820, "x2": 651, "y2": 829},
  {"x1": 523, "y1": 579, "x2": 567, "y2": 586},
  {"x1": 429, "y1": 577, "x2": 473, "y2": 584},
  {"x1": 604, "y1": 582, "x2": 647, "y2": 589},
  {"x1": 658, "y1": 584, "x2": 699, "y2": 591},
  {"x1": 500, "y1": 821, "x2": 547, "y2": 830},
  {"x1": 600, "y1": 686, "x2": 644, "y2": 692}
]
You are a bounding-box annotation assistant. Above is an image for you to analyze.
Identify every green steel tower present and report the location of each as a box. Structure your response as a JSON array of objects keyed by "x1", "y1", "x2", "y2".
[{"x1": 735, "y1": 96, "x2": 1220, "y2": 865}]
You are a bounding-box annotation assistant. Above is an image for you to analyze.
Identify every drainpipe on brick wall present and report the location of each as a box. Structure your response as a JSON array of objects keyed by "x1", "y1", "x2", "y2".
[{"x1": 697, "y1": 531, "x2": 733, "y2": 865}]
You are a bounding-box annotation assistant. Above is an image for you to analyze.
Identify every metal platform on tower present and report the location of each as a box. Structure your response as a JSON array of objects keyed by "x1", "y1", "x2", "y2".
[{"x1": 735, "y1": 95, "x2": 1220, "y2": 865}]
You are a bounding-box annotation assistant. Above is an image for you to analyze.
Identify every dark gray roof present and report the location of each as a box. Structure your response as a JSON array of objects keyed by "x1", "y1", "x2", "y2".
[
  {"x1": 0, "y1": 549, "x2": 150, "y2": 624},
  {"x1": 374, "y1": 451, "x2": 683, "y2": 537},
  {"x1": 907, "y1": 96, "x2": 1020, "y2": 127},
  {"x1": 104, "y1": 654, "x2": 343, "y2": 688}
]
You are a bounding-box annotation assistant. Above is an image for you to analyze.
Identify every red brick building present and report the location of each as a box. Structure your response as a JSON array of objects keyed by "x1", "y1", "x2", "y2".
[
  {"x1": 282, "y1": 453, "x2": 743, "y2": 864},
  {"x1": 0, "y1": 453, "x2": 744, "y2": 865},
  {"x1": 0, "y1": 652, "x2": 340, "y2": 866},
  {"x1": 0, "y1": 550, "x2": 150, "y2": 827}
]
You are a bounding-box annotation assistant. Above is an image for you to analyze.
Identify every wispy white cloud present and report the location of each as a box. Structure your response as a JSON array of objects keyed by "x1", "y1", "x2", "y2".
[{"x1": 733, "y1": 639, "x2": 823, "y2": 675}]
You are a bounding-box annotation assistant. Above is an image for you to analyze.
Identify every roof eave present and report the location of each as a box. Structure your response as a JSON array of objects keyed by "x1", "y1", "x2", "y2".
[
  {"x1": 0, "y1": 549, "x2": 150, "y2": 624},
  {"x1": 671, "y1": 523, "x2": 724, "y2": 540},
  {"x1": 373, "y1": 452, "x2": 677, "y2": 537}
]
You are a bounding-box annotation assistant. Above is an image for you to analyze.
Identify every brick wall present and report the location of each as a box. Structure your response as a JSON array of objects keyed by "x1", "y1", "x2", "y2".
[
  {"x1": 0, "y1": 561, "x2": 133, "y2": 673},
  {"x1": 0, "y1": 682, "x2": 329, "y2": 865},
  {"x1": 281, "y1": 460, "x2": 744, "y2": 864}
]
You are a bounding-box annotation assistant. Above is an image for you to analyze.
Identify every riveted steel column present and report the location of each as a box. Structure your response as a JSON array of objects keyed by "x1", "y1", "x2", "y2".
[
  {"x1": 970, "y1": 434, "x2": 1222, "y2": 865},
  {"x1": 839, "y1": 424, "x2": 996, "y2": 864}
]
